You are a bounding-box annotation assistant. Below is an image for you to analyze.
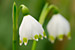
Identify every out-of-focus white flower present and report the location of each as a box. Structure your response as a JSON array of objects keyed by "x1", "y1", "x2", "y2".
[
  {"x1": 19, "y1": 15, "x2": 46, "y2": 46},
  {"x1": 47, "y1": 14, "x2": 71, "y2": 43}
]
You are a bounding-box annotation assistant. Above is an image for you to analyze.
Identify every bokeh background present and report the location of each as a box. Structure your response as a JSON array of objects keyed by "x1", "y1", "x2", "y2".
[{"x1": 0, "y1": 0, "x2": 75, "y2": 50}]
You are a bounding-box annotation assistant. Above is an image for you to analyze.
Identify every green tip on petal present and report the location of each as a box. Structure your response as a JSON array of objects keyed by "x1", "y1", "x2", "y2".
[
  {"x1": 19, "y1": 40, "x2": 22, "y2": 43},
  {"x1": 20, "y1": 4, "x2": 29, "y2": 16},
  {"x1": 49, "y1": 35, "x2": 55, "y2": 43},
  {"x1": 23, "y1": 38, "x2": 28, "y2": 45},
  {"x1": 19, "y1": 40, "x2": 22, "y2": 46},
  {"x1": 58, "y1": 34, "x2": 63, "y2": 41},
  {"x1": 43, "y1": 32, "x2": 47, "y2": 38},
  {"x1": 34, "y1": 35, "x2": 39, "y2": 41},
  {"x1": 67, "y1": 32, "x2": 71, "y2": 40},
  {"x1": 39, "y1": 34, "x2": 43, "y2": 40}
]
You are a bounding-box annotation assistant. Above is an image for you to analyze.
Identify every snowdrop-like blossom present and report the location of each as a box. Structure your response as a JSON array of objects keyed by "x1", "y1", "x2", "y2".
[
  {"x1": 19, "y1": 15, "x2": 46, "y2": 46},
  {"x1": 47, "y1": 14, "x2": 71, "y2": 43}
]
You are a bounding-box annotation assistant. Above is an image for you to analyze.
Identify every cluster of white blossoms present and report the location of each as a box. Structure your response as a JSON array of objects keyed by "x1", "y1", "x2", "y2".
[
  {"x1": 19, "y1": 15, "x2": 46, "y2": 46},
  {"x1": 19, "y1": 13, "x2": 71, "y2": 45},
  {"x1": 47, "y1": 14, "x2": 71, "y2": 43}
]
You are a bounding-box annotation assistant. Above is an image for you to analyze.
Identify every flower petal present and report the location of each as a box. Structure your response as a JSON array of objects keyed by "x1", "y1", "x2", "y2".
[{"x1": 23, "y1": 38, "x2": 28, "y2": 46}]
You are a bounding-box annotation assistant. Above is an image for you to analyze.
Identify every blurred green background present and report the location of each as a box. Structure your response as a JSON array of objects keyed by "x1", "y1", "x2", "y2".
[{"x1": 0, "y1": 0, "x2": 75, "y2": 50}]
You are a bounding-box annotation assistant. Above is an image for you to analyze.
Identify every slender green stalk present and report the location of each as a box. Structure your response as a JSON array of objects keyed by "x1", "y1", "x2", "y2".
[
  {"x1": 32, "y1": 3, "x2": 49, "y2": 50},
  {"x1": 39, "y1": 3, "x2": 49, "y2": 25},
  {"x1": 39, "y1": 4, "x2": 59, "y2": 25},
  {"x1": 32, "y1": 41, "x2": 37, "y2": 50},
  {"x1": 12, "y1": 2, "x2": 18, "y2": 50},
  {"x1": 48, "y1": 5, "x2": 59, "y2": 14}
]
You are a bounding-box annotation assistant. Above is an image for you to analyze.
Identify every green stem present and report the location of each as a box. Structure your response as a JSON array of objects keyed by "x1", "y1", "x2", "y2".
[
  {"x1": 39, "y1": 5, "x2": 59, "y2": 25},
  {"x1": 39, "y1": 3, "x2": 49, "y2": 25},
  {"x1": 48, "y1": 5, "x2": 59, "y2": 14},
  {"x1": 12, "y1": 2, "x2": 18, "y2": 50},
  {"x1": 32, "y1": 41, "x2": 37, "y2": 50},
  {"x1": 31, "y1": 3, "x2": 48, "y2": 50}
]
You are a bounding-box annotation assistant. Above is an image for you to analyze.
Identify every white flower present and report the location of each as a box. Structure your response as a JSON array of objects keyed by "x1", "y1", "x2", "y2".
[
  {"x1": 19, "y1": 15, "x2": 46, "y2": 46},
  {"x1": 47, "y1": 14, "x2": 71, "y2": 43}
]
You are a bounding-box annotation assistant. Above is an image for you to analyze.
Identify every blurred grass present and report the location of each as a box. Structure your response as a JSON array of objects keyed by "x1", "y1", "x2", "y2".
[{"x1": 0, "y1": 0, "x2": 75, "y2": 50}]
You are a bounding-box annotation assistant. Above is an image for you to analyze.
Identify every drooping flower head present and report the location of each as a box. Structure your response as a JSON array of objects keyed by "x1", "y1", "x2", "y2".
[
  {"x1": 19, "y1": 15, "x2": 46, "y2": 46},
  {"x1": 47, "y1": 13, "x2": 71, "y2": 43}
]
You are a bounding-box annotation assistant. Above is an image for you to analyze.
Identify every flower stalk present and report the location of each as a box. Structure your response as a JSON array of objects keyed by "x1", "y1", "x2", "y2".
[
  {"x1": 32, "y1": 41, "x2": 37, "y2": 50},
  {"x1": 39, "y1": 3, "x2": 49, "y2": 25},
  {"x1": 32, "y1": 3, "x2": 49, "y2": 50},
  {"x1": 39, "y1": 4, "x2": 59, "y2": 25},
  {"x1": 12, "y1": 2, "x2": 18, "y2": 50}
]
